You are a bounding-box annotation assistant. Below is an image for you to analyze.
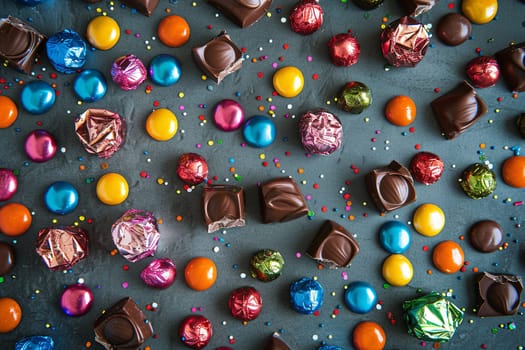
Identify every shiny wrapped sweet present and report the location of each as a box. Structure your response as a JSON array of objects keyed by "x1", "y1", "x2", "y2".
[
  {"x1": 380, "y1": 16, "x2": 429, "y2": 68},
  {"x1": 46, "y1": 29, "x2": 87, "y2": 74},
  {"x1": 227, "y1": 286, "x2": 263, "y2": 321},
  {"x1": 336, "y1": 81, "x2": 372, "y2": 114},
  {"x1": 403, "y1": 292, "x2": 464, "y2": 342},
  {"x1": 289, "y1": 277, "x2": 324, "y2": 314},
  {"x1": 327, "y1": 33, "x2": 360, "y2": 67},
  {"x1": 289, "y1": 0, "x2": 323, "y2": 35},
  {"x1": 15, "y1": 336, "x2": 54, "y2": 350},
  {"x1": 250, "y1": 249, "x2": 284, "y2": 282},
  {"x1": 179, "y1": 315, "x2": 213, "y2": 349},
  {"x1": 516, "y1": 113, "x2": 525, "y2": 138},
  {"x1": 60, "y1": 283, "x2": 94, "y2": 316},
  {"x1": 140, "y1": 257, "x2": 176, "y2": 289},
  {"x1": 111, "y1": 209, "x2": 160, "y2": 262},
  {"x1": 0, "y1": 168, "x2": 18, "y2": 201},
  {"x1": 177, "y1": 153, "x2": 209, "y2": 186},
  {"x1": 110, "y1": 54, "x2": 147, "y2": 90},
  {"x1": 353, "y1": 0, "x2": 384, "y2": 10},
  {"x1": 35, "y1": 226, "x2": 89, "y2": 270},
  {"x1": 298, "y1": 110, "x2": 342, "y2": 155},
  {"x1": 409, "y1": 151, "x2": 444, "y2": 185},
  {"x1": 466, "y1": 56, "x2": 500, "y2": 88},
  {"x1": 459, "y1": 163, "x2": 496, "y2": 199},
  {"x1": 75, "y1": 109, "x2": 126, "y2": 159}
]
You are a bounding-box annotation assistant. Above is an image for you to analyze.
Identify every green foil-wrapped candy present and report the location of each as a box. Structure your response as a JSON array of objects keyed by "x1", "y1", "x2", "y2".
[
  {"x1": 459, "y1": 163, "x2": 496, "y2": 199},
  {"x1": 353, "y1": 0, "x2": 384, "y2": 10},
  {"x1": 403, "y1": 292, "x2": 464, "y2": 342},
  {"x1": 250, "y1": 249, "x2": 284, "y2": 282},
  {"x1": 516, "y1": 113, "x2": 525, "y2": 138},
  {"x1": 337, "y1": 81, "x2": 372, "y2": 114}
]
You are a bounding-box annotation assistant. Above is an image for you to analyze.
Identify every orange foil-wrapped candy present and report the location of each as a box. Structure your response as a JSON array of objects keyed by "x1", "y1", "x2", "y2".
[{"x1": 35, "y1": 226, "x2": 89, "y2": 270}]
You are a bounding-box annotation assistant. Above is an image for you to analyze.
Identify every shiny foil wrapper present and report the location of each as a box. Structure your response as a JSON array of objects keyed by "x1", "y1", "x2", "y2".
[
  {"x1": 111, "y1": 54, "x2": 147, "y2": 90},
  {"x1": 298, "y1": 110, "x2": 342, "y2": 155},
  {"x1": 46, "y1": 29, "x2": 87, "y2": 74},
  {"x1": 140, "y1": 257, "x2": 176, "y2": 289},
  {"x1": 337, "y1": 81, "x2": 372, "y2": 114},
  {"x1": 289, "y1": 0, "x2": 324, "y2": 35},
  {"x1": 466, "y1": 56, "x2": 500, "y2": 88},
  {"x1": 111, "y1": 209, "x2": 160, "y2": 262},
  {"x1": 179, "y1": 315, "x2": 213, "y2": 350},
  {"x1": 459, "y1": 163, "x2": 496, "y2": 199},
  {"x1": 380, "y1": 16, "x2": 429, "y2": 67},
  {"x1": 15, "y1": 336, "x2": 54, "y2": 350},
  {"x1": 75, "y1": 108, "x2": 126, "y2": 159},
  {"x1": 250, "y1": 249, "x2": 285, "y2": 282},
  {"x1": 177, "y1": 153, "x2": 209, "y2": 186},
  {"x1": 327, "y1": 33, "x2": 360, "y2": 67},
  {"x1": 289, "y1": 277, "x2": 324, "y2": 314},
  {"x1": 409, "y1": 151, "x2": 444, "y2": 185},
  {"x1": 227, "y1": 286, "x2": 263, "y2": 321},
  {"x1": 403, "y1": 292, "x2": 464, "y2": 342},
  {"x1": 35, "y1": 226, "x2": 89, "y2": 271}
]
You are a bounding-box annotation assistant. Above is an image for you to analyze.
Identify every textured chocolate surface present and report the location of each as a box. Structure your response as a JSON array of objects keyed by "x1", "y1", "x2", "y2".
[
  {"x1": 307, "y1": 220, "x2": 359, "y2": 268},
  {"x1": 202, "y1": 184, "x2": 246, "y2": 233},
  {"x1": 495, "y1": 42, "x2": 525, "y2": 92},
  {"x1": 265, "y1": 332, "x2": 292, "y2": 350},
  {"x1": 259, "y1": 177, "x2": 308, "y2": 223},
  {"x1": 208, "y1": 0, "x2": 272, "y2": 28},
  {"x1": 121, "y1": 0, "x2": 159, "y2": 16},
  {"x1": 477, "y1": 272, "x2": 523, "y2": 317},
  {"x1": 0, "y1": 241, "x2": 15, "y2": 276},
  {"x1": 469, "y1": 220, "x2": 503, "y2": 253},
  {"x1": 380, "y1": 16, "x2": 429, "y2": 67},
  {"x1": 397, "y1": 0, "x2": 437, "y2": 16},
  {"x1": 436, "y1": 13, "x2": 471, "y2": 46}
]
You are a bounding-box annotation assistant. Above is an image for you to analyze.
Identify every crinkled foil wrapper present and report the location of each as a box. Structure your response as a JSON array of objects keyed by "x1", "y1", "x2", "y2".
[
  {"x1": 46, "y1": 29, "x2": 87, "y2": 74},
  {"x1": 179, "y1": 315, "x2": 213, "y2": 349},
  {"x1": 110, "y1": 54, "x2": 147, "y2": 90},
  {"x1": 250, "y1": 249, "x2": 285, "y2": 282},
  {"x1": 380, "y1": 16, "x2": 429, "y2": 67},
  {"x1": 35, "y1": 226, "x2": 89, "y2": 270},
  {"x1": 15, "y1": 336, "x2": 54, "y2": 350},
  {"x1": 298, "y1": 110, "x2": 342, "y2": 155},
  {"x1": 460, "y1": 163, "x2": 496, "y2": 199},
  {"x1": 228, "y1": 286, "x2": 263, "y2": 321}
]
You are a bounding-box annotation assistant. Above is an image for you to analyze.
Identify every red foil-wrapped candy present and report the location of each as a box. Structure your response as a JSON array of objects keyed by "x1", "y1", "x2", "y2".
[
  {"x1": 179, "y1": 315, "x2": 213, "y2": 349},
  {"x1": 177, "y1": 153, "x2": 209, "y2": 186},
  {"x1": 140, "y1": 257, "x2": 176, "y2": 289},
  {"x1": 289, "y1": 0, "x2": 323, "y2": 35},
  {"x1": 410, "y1": 151, "x2": 444, "y2": 185},
  {"x1": 328, "y1": 33, "x2": 361, "y2": 67},
  {"x1": 380, "y1": 16, "x2": 429, "y2": 67},
  {"x1": 111, "y1": 54, "x2": 147, "y2": 91},
  {"x1": 35, "y1": 226, "x2": 89, "y2": 270},
  {"x1": 466, "y1": 56, "x2": 500, "y2": 88},
  {"x1": 227, "y1": 286, "x2": 263, "y2": 321}
]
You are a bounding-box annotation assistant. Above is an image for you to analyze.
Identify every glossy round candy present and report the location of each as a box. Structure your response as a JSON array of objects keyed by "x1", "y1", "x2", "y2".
[
  {"x1": 242, "y1": 115, "x2": 276, "y2": 148},
  {"x1": 0, "y1": 169, "x2": 18, "y2": 201},
  {"x1": 382, "y1": 254, "x2": 413, "y2": 287},
  {"x1": 24, "y1": 129, "x2": 57, "y2": 163},
  {"x1": 436, "y1": 13, "x2": 472, "y2": 46},
  {"x1": 44, "y1": 181, "x2": 79, "y2": 215},
  {"x1": 337, "y1": 81, "x2": 372, "y2": 114},
  {"x1": 327, "y1": 33, "x2": 360, "y2": 67},
  {"x1": 352, "y1": 321, "x2": 386, "y2": 350},
  {"x1": 432, "y1": 240, "x2": 464, "y2": 274},
  {"x1": 413, "y1": 203, "x2": 445, "y2": 237},
  {"x1": 385, "y1": 95, "x2": 416, "y2": 126},
  {"x1": 148, "y1": 54, "x2": 182, "y2": 86},
  {"x1": 179, "y1": 315, "x2": 213, "y2": 349},
  {"x1": 96, "y1": 172, "x2": 129, "y2": 205},
  {"x1": 289, "y1": 277, "x2": 324, "y2": 314},
  {"x1": 20, "y1": 81, "x2": 56, "y2": 114},
  {"x1": 60, "y1": 284, "x2": 94, "y2": 316},
  {"x1": 462, "y1": 0, "x2": 498, "y2": 25},
  {"x1": 466, "y1": 56, "x2": 500, "y2": 88},
  {"x1": 177, "y1": 153, "x2": 209, "y2": 185},
  {"x1": 501, "y1": 155, "x2": 525, "y2": 188},
  {"x1": 146, "y1": 108, "x2": 178, "y2": 141},
  {"x1": 213, "y1": 99, "x2": 245, "y2": 131},
  {"x1": 73, "y1": 69, "x2": 107, "y2": 102},
  {"x1": 0, "y1": 96, "x2": 18, "y2": 128},
  {"x1": 469, "y1": 220, "x2": 503, "y2": 253},
  {"x1": 273, "y1": 66, "x2": 304, "y2": 98},
  {"x1": 378, "y1": 221, "x2": 411, "y2": 253},
  {"x1": 85, "y1": 15, "x2": 120, "y2": 50},
  {"x1": 344, "y1": 281, "x2": 377, "y2": 314},
  {"x1": 0, "y1": 297, "x2": 22, "y2": 333},
  {"x1": 289, "y1": 0, "x2": 324, "y2": 35},
  {"x1": 110, "y1": 54, "x2": 147, "y2": 91},
  {"x1": 0, "y1": 202, "x2": 32, "y2": 237},
  {"x1": 140, "y1": 258, "x2": 177, "y2": 289},
  {"x1": 184, "y1": 257, "x2": 217, "y2": 291},
  {"x1": 158, "y1": 15, "x2": 190, "y2": 47}
]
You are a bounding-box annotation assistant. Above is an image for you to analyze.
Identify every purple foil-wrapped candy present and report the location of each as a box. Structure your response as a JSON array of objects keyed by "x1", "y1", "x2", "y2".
[
  {"x1": 140, "y1": 257, "x2": 176, "y2": 289},
  {"x1": 35, "y1": 226, "x2": 89, "y2": 270},
  {"x1": 111, "y1": 209, "x2": 160, "y2": 262},
  {"x1": 298, "y1": 110, "x2": 342, "y2": 155},
  {"x1": 110, "y1": 54, "x2": 147, "y2": 91}
]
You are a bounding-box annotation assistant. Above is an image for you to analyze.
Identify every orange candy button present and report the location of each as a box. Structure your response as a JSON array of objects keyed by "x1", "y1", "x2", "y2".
[
  {"x1": 384, "y1": 95, "x2": 416, "y2": 126},
  {"x1": 0, "y1": 297, "x2": 22, "y2": 333},
  {"x1": 158, "y1": 15, "x2": 190, "y2": 47},
  {"x1": 184, "y1": 256, "x2": 217, "y2": 291},
  {"x1": 0, "y1": 96, "x2": 18, "y2": 128},
  {"x1": 0, "y1": 202, "x2": 32, "y2": 237},
  {"x1": 432, "y1": 240, "x2": 465, "y2": 274},
  {"x1": 501, "y1": 155, "x2": 525, "y2": 188},
  {"x1": 353, "y1": 321, "x2": 386, "y2": 350}
]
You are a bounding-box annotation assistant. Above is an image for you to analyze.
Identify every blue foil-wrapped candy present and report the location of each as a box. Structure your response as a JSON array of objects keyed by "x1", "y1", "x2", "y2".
[
  {"x1": 14, "y1": 0, "x2": 47, "y2": 5},
  {"x1": 46, "y1": 29, "x2": 87, "y2": 74},
  {"x1": 289, "y1": 277, "x2": 324, "y2": 314},
  {"x1": 15, "y1": 336, "x2": 54, "y2": 350},
  {"x1": 318, "y1": 346, "x2": 342, "y2": 350}
]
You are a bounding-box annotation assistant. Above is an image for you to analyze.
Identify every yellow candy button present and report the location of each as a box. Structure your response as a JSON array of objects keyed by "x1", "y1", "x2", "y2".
[
  {"x1": 273, "y1": 66, "x2": 304, "y2": 98},
  {"x1": 96, "y1": 173, "x2": 129, "y2": 205},
  {"x1": 382, "y1": 254, "x2": 413, "y2": 287},
  {"x1": 462, "y1": 0, "x2": 498, "y2": 25},
  {"x1": 86, "y1": 16, "x2": 121, "y2": 50},
  {"x1": 146, "y1": 108, "x2": 178, "y2": 141},
  {"x1": 413, "y1": 203, "x2": 445, "y2": 237}
]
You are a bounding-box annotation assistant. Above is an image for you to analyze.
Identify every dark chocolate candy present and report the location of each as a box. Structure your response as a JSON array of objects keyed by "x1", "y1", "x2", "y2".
[
  {"x1": 265, "y1": 332, "x2": 292, "y2": 350},
  {"x1": 352, "y1": 0, "x2": 384, "y2": 10},
  {"x1": 436, "y1": 13, "x2": 471, "y2": 46},
  {"x1": 0, "y1": 16, "x2": 45, "y2": 74},
  {"x1": 397, "y1": 0, "x2": 437, "y2": 16},
  {"x1": 468, "y1": 220, "x2": 503, "y2": 253},
  {"x1": 0, "y1": 241, "x2": 15, "y2": 275},
  {"x1": 516, "y1": 113, "x2": 525, "y2": 138},
  {"x1": 307, "y1": 220, "x2": 359, "y2": 268},
  {"x1": 202, "y1": 184, "x2": 246, "y2": 233},
  {"x1": 94, "y1": 297, "x2": 154, "y2": 350},
  {"x1": 192, "y1": 31, "x2": 242, "y2": 84},
  {"x1": 121, "y1": 0, "x2": 159, "y2": 16},
  {"x1": 430, "y1": 81, "x2": 487, "y2": 139},
  {"x1": 208, "y1": 0, "x2": 272, "y2": 28},
  {"x1": 495, "y1": 42, "x2": 525, "y2": 92},
  {"x1": 366, "y1": 160, "x2": 416, "y2": 213},
  {"x1": 477, "y1": 272, "x2": 523, "y2": 317},
  {"x1": 259, "y1": 177, "x2": 308, "y2": 223}
]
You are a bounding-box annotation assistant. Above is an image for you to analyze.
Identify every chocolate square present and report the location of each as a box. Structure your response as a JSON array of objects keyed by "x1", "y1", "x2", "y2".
[
  {"x1": 208, "y1": 0, "x2": 272, "y2": 28},
  {"x1": 0, "y1": 16, "x2": 45, "y2": 74},
  {"x1": 259, "y1": 177, "x2": 308, "y2": 223},
  {"x1": 366, "y1": 160, "x2": 416, "y2": 213},
  {"x1": 192, "y1": 31, "x2": 243, "y2": 84},
  {"x1": 307, "y1": 220, "x2": 359, "y2": 268},
  {"x1": 477, "y1": 272, "x2": 523, "y2": 317},
  {"x1": 120, "y1": 0, "x2": 159, "y2": 16},
  {"x1": 495, "y1": 42, "x2": 525, "y2": 92},
  {"x1": 396, "y1": 0, "x2": 437, "y2": 17},
  {"x1": 202, "y1": 184, "x2": 246, "y2": 233}
]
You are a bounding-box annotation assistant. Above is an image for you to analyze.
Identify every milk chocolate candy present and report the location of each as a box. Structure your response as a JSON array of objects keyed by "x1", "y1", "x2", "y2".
[
  {"x1": 307, "y1": 220, "x2": 359, "y2": 268},
  {"x1": 495, "y1": 42, "x2": 525, "y2": 92},
  {"x1": 259, "y1": 177, "x2": 308, "y2": 223},
  {"x1": 436, "y1": 13, "x2": 471, "y2": 46},
  {"x1": 397, "y1": 0, "x2": 437, "y2": 16},
  {"x1": 121, "y1": 0, "x2": 159, "y2": 16},
  {"x1": 468, "y1": 220, "x2": 503, "y2": 253},
  {"x1": 265, "y1": 332, "x2": 292, "y2": 350},
  {"x1": 0, "y1": 241, "x2": 15, "y2": 275},
  {"x1": 208, "y1": 0, "x2": 272, "y2": 28},
  {"x1": 202, "y1": 184, "x2": 246, "y2": 233},
  {"x1": 477, "y1": 272, "x2": 523, "y2": 317}
]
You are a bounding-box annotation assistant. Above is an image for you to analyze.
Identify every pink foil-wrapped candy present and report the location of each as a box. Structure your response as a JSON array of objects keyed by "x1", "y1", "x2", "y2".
[
  {"x1": 140, "y1": 258, "x2": 176, "y2": 289},
  {"x1": 111, "y1": 209, "x2": 160, "y2": 262},
  {"x1": 298, "y1": 110, "x2": 342, "y2": 155},
  {"x1": 35, "y1": 226, "x2": 89, "y2": 270},
  {"x1": 111, "y1": 54, "x2": 147, "y2": 91}
]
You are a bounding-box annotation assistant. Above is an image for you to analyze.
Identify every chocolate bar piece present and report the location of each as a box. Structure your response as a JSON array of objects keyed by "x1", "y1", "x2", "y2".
[
  {"x1": 397, "y1": 0, "x2": 437, "y2": 16},
  {"x1": 495, "y1": 42, "x2": 525, "y2": 92},
  {"x1": 307, "y1": 220, "x2": 359, "y2": 268},
  {"x1": 0, "y1": 16, "x2": 45, "y2": 74},
  {"x1": 208, "y1": 0, "x2": 272, "y2": 28},
  {"x1": 121, "y1": 0, "x2": 159, "y2": 16},
  {"x1": 265, "y1": 332, "x2": 291, "y2": 350},
  {"x1": 202, "y1": 184, "x2": 246, "y2": 232},
  {"x1": 192, "y1": 31, "x2": 242, "y2": 83},
  {"x1": 477, "y1": 272, "x2": 523, "y2": 317},
  {"x1": 259, "y1": 177, "x2": 308, "y2": 223}
]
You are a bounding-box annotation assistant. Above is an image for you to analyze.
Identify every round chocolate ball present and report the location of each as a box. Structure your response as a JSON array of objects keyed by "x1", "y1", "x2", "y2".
[
  {"x1": 250, "y1": 249, "x2": 284, "y2": 282},
  {"x1": 469, "y1": 220, "x2": 503, "y2": 253},
  {"x1": 436, "y1": 13, "x2": 472, "y2": 46}
]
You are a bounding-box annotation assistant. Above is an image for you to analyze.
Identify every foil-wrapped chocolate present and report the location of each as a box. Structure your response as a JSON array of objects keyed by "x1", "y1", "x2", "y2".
[
  {"x1": 289, "y1": 0, "x2": 324, "y2": 35},
  {"x1": 477, "y1": 272, "x2": 523, "y2": 317},
  {"x1": 177, "y1": 153, "x2": 209, "y2": 186},
  {"x1": 140, "y1": 258, "x2": 176, "y2": 289},
  {"x1": 307, "y1": 220, "x2": 359, "y2": 268},
  {"x1": 409, "y1": 151, "x2": 444, "y2": 185},
  {"x1": 466, "y1": 56, "x2": 500, "y2": 88},
  {"x1": 250, "y1": 249, "x2": 284, "y2": 282},
  {"x1": 227, "y1": 286, "x2": 263, "y2": 321},
  {"x1": 298, "y1": 110, "x2": 342, "y2": 155},
  {"x1": 494, "y1": 42, "x2": 525, "y2": 92},
  {"x1": 289, "y1": 277, "x2": 324, "y2": 314},
  {"x1": 397, "y1": 0, "x2": 438, "y2": 17},
  {"x1": 202, "y1": 184, "x2": 246, "y2": 233},
  {"x1": 15, "y1": 336, "x2": 54, "y2": 350},
  {"x1": 327, "y1": 32, "x2": 360, "y2": 67},
  {"x1": 459, "y1": 163, "x2": 496, "y2": 199},
  {"x1": 336, "y1": 81, "x2": 372, "y2": 114},
  {"x1": 35, "y1": 226, "x2": 89, "y2": 271},
  {"x1": 179, "y1": 315, "x2": 213, "y2": 349},
  {"x1": 121, "y1": 0, "x2": 160, "y2": 16},
  {"x1": 46, "y1": 29, "x2": 87, "y2": 74},
  {"x1": 111, "y1": 209, "x2": 160, "y2": 263},
  {"x1": 75, "y1": 109, "x2": 126, "y2": 159},
  {"x1": 110, "y1": 54, "x2": 147, "y2": 90},
  {"x1": 259, "y1": 177, "x2": 309, "y2": 223}
]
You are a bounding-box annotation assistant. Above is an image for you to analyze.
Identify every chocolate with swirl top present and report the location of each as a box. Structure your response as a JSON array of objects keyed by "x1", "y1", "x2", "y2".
[
  {"x1": 477, "y1": 272, "x2": 523, "y2": 317},
  {"x1": 202, "y1": 184, "x2": 246, "y2": 233},
  {"x1": 495, "y1": 42, "x2": 525, "y2": 92},
  {"x1": 208, "y1": 0, "x2": 272, "y2": 28},
  {"x1": 259, "y1": 177, "x2": 308, "y2": 223},
  {"x1": 121, "y1": 0, "x2": 159, "y2": 16},
  {"x1": 307, "y1": 220, "x2": 359, "y2": 268}
]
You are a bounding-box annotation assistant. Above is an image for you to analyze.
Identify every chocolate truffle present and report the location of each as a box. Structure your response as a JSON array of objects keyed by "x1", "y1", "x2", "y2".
[
  {"x1": 265, "y1": 332, "x2": 292, "y2": 350},
  {"x1": 366, "y1": 160, "x2": 416, "y2": 213},
  {"x1": 192, "y1": 31, "x2": 242, "y2": 84},
  {"x1": 121, "y1": 0, "x2": 159, "y2": 16},
  {"x1": 397, "y1": 0, "x2": 437, "y2": 17},
  {"x1": 94, "y1": 297, "x2": 154, "y2": 350},
  {"x1": 298, "y1": 110, "x2": 342, "y2": 155},
  {"x1": 436, "y1": 13, "x2": 471, "y2": 46},
  {"x1": 35, "y1": 226, "x2": 89, "y2": 271},
  {"x1": 0, "y1": 241, "x2": 15, "y2": 275},
  {"x1": 327, "y1": 33, "x2": 360, "y2": 67},
  {"x1": 208, "y1": 0, "x2": 272, "y2": 28},
  {"x1": 202, "y1": 184, "x2": 246, "y2": 233},
  {"x1": 289, "y1": 277, "x2": 324, "y2": 314},
  {"x1": 477, "y1": 272, "x2": 523, "y2": 317},
  {"x1": 259, "y1": 177, "x2": 309, "y2": 223},
  {"x1": 469, "y1": 220, "x2": 503, "y2": 253},
  {"x1": 336, "y1": 81, "x2": 372, "y2": 114},
  {"x1": 430, "y1": 81, "x2": 487, "y2": 139},
  {"x1": 495, "y1": 42, "x2": 525, "y2": 92},
  {"x1": 307, "y1": 220, "x2": 359, "y2": 268}
]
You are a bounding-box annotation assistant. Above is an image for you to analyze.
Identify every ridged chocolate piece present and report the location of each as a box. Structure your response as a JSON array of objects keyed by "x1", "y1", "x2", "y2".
[
  {"x1": 259, "y1": 177, "x2": 308, "y2": 223},
  {"x1": 202, "y1": 184, "x2": 246, "y2": 233},
  {"x1": 477, "y1": 272, "x2": 523, "y2": 317},
  {"x1": 431, "y1": 81, "x2": 487, "y2": 139},
  {"x1": 495, "y1": 42, "x2": 525, "y2": 92},
  {"x1": 397, "y1": 0, "x2": 437, "y2": 16},
  {"x1": 468, "y1": 220, "x2": 503, "y2": 253},
  {"x1": 307, "y1": 220, "x2": 359, "y2": 268},
  {"x1": 366, "y1": 160, "x2": 416, "y2": 213},
  {"x1": 0, "y1": 16, "x2": 45, "y2": 74},
  {"x1": 265, "y1": 332, "x2": 292, "y2": 350},
  {"x1": 121, "y1": 0, "x2": 159, "y2": 16},
  {"x1": 94, "y1": 297, "x2": 154, "y2": 350},
  {"x1": 208, "y1": 0, "x2": 272, "y2": 28}
]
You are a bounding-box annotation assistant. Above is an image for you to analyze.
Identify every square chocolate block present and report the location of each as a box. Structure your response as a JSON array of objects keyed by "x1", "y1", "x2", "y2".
[
  {"x1": 477, "y1": 272, "x2": 523, "y2": 317},
  {"x1": 192, "y1": 31, "x2": 243, "y2": 84},
  {"x1": 121, "y1": 0, "x2": 159, "y2": 16},
  {"x1": 259, "y1": 177, "x2": 308, "y2": 223},
  {"x1": 366, "y1": 160, "x2": 416, "y2": 213},
  {"x1": 307, "y1": 220, "x2": 359, "y2": 268},
  {"x1": 208, "y1": 0, "x2": 272, "y2": 28},
  {"x1": 202, "y1": 184, "x2": 246, "y2": 233},
  {"x1": 495, "y1": 42, "x2": 525, "y2": 92}
]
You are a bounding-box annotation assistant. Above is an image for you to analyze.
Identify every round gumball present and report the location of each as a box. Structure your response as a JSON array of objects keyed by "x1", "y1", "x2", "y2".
[
  {"x1": 344, "y1": 281, "x2": 377, "y2": 314},
  {"x1": 501, "y1": 155, "x2": 525, "y2": 188},
  {"x1": 382, "y1": 254, "x2": 413, "y2": 287},
  {"x1": 44, "y1": 181, "x2": 79, "y2": 215},
  {"x1": 73, "y1": 69, "x2": 107, "y2": 102},
  {"x1": 413, "y1": 203, "x2": 445, "y2": 237},
  {"x1": 85, "y1": 15, "x2": 120, "y2": 50},
  {"x1": 24, "y1": 129, "x2": 57, "y2": 163},
  {"x1": 242, "y1": 115, "x2": 276, "y2": 148},
  {"x1": 0, "y1": 297, "x2": 22, "y2": 333},
  {"x1": 462, "y1": 0, "x2": 498, "y2": 24},
  {"x1": 145, "y1": 108, "x2": 178, "y2": 141},
  {"x1": 212, "y1": 99, "x2": 245, "y2": 131},
  {"x1": 20, "y1": 81, "x2": 56, "y2": 114},
  {"x1": 140, "y1": 258, "x2": 177, "y2": 289},
  {"x1": 176, "y1": 153, "x2": 208, "y2": 185},
  {"x1": 95, "y1": 172, "x2": 129, "y2": 205},
  {"x1": 432, "y1": 240, "x2": 464, "y2": 274},
  {"x1": 184, "y1": 257, "x2": 217, "y2": 291},
  {"x1": 158, "y1": 15, "x2": 190, "y2": 47},
  {"x1": 385, "y1": 95, "x2": 416, "y2": 126},
  {"x1": 148, "y1": 54, "x2": 182, "y2": 86},
  {"x1": 273, "y1": 66, "x2": 304, "y2": 98},
  {"x1": 227, "y1": 286, "x2": 263, "y2": 321},
  {"x1": 378, "y1": 221, "x2": 411, "y2": 254},
  {"x1": 60, "y1": 284, "x2": 94, "y2": 316},
  {"x1": 0, "y1": 169, "x2": 18, "y2": 201},
  {"x1": 0, "y1": 96, "x2": 18, "y2": 128},
  {"x1": 0, "y1": 202, "x2": 32, "y2": 237},
  {"x1": 352, "y1": 321, "x2": 386, "y2": 350}
]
